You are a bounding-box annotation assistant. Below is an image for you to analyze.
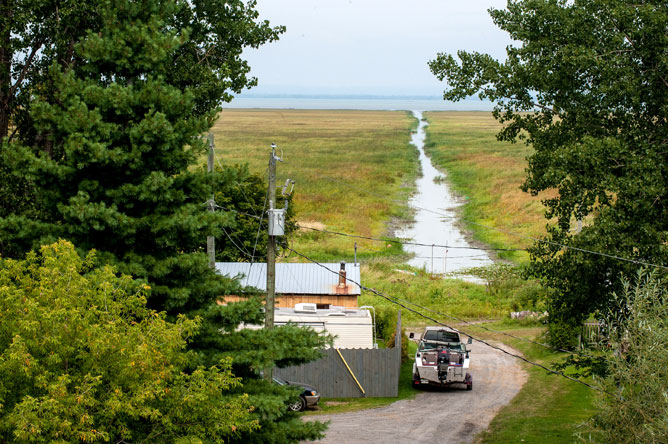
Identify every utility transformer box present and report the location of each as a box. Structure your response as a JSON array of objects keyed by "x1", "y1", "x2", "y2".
[{"x1": 268, "y1": 208, "x2": 286, "y2": 236}]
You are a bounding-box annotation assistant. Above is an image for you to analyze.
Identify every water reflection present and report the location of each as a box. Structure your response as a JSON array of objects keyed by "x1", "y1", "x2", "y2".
[{"x1": 396, "y1": 111, "x2": 493, "y2": 278}]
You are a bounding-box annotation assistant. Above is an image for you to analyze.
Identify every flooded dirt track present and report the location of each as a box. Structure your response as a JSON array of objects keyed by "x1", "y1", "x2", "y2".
[
  {"x1": 305, "y1": 341, "x2": 527, "y2": 444},
  {"x1": 396, "y1": 111, "x2": 493, "y2": 277}
]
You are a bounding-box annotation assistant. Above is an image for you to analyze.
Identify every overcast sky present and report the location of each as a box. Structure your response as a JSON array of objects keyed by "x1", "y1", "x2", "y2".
[{"x1": 240, "y1": 0, "x2": 512, "y2": 97}]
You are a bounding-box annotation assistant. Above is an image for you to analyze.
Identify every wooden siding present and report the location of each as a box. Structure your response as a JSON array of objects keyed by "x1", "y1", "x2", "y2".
[
  {"x1": 221, "y1": 293, "x2": 358, "y2": 308},
  {"x1": 275, "y1": 347, "x2": 400, "y2": 397}
]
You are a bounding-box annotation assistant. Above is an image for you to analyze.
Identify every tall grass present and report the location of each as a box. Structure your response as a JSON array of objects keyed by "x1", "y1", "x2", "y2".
[
  {"x1": 210, "y1": 109, "x2": 418, "y2": 260},
  {"x1": 422, "y1": 112, "x2": 552, "y2": 263}
]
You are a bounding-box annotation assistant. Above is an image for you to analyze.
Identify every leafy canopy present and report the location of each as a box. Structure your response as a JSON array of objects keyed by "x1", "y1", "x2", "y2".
[
  {"x1": 0, "y1": 0, "x2": 330, "y2": 441},
  {"x1": 0, "y1": 240, "x2": 258, "y2": 443},
  {"x1": 430, "y1": 0, "x2": 668, "y2": 344}
]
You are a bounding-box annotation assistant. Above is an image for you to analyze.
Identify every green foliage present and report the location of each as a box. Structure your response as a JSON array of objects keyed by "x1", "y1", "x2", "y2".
[
  {"x1": 430, "y1": 0, "x2": 668, "y2": 337},
  {"x1": 0, "y1": 241, "x2": 258, "y2": 443},
  {"x1": 213, "y1": 163, "x2": 296, "y2": 262},
  {"x1": 385, "y1": 327, "x2": 410, "y2": 363},
  {"x1": 581, "y1": 271, "x2": 668, "y2": 443},
  {"x1": 546, "y1": 319, "x2": 580, "y2": 351},
  {"x1": 0, "y1": 2, "x2": 329, "y2": 441},
  {"x1": 469, "y1": 264, "x2": 549, "y2": 313},
  {"x1": 375, "y1": 305, "x2": 399, "y2": 342}
]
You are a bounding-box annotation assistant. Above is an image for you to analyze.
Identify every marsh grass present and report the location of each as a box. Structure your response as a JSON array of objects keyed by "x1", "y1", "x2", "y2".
[
  {"x1": 360, "y1": 259, "x2": 518, "y2": 323},
  {"x1": 209, "y1": 109, "x2": 544, "y2": 320},
  {"x1": 422, "y1": 112, "x2": 553, "y2": 262},
  {"x1": 210, "y1": 109, "x2": 418, "y2": 259}
]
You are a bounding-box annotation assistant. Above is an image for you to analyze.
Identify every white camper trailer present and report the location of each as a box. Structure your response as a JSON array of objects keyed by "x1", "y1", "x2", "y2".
[{"x1": 274, "y1": 304, "x2": 374, "y2": 349}]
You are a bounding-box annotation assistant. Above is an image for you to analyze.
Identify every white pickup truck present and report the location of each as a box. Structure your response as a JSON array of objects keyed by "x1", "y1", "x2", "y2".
[{"x1": 409, "y1": 326, "x2": 473, "y2": 390}]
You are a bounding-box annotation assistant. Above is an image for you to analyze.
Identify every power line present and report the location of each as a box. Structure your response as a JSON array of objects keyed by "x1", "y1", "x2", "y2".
[
  {"x1": 220, "y1": 226, "x2": 258, "y2": 260},
  {"x1": 318, "y1": 175, "x2": 668, "y2": 271},
  {"x1": 296, "y1": 224, "x2": 525, "y2": 252},
  {"x1": 248, "y1": 185, "x2": 269, "y2": 278},
  {"x1": 216, "y1": 195, "x2": 668, "y2": 271},
  {"x1": 284, "y1": 245, "x2": 611, "y2": 396}
]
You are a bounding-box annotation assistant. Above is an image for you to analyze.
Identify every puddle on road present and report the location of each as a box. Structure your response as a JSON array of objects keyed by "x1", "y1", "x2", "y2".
[{"x1": 395, "y1": 111, "x2": 493, "y2": 280}]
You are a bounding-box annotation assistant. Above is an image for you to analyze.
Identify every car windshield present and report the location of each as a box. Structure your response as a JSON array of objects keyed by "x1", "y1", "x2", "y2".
[{"x1": 423, "y1": 330, "x2": 460, "y2": 343}]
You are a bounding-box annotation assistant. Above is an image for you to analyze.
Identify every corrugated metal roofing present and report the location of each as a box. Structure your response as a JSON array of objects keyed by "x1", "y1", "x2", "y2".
[{"x1": 215, "y1": 262, "x2": 361, "y2": 295}]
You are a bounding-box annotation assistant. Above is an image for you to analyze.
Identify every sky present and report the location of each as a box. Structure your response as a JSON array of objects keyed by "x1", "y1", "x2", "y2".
[{"x1": 239, "y1": 0, "x2": 513, "y2": 97}]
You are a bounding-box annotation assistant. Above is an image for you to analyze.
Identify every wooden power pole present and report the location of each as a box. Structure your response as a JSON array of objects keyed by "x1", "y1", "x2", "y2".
[
  {"x1": 207, "y1": 134, "x2": 215, "y2": 269},
  {"x1": 264, "y1": 144, "x2": 278, "y2": 381},
  {"x1": 266, "y1": 144, "x2": 277, "y2": 331}
]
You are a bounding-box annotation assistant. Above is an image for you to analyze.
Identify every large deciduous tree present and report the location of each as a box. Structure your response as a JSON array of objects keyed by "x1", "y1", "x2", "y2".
[
  {"x1": 430, "y1": 0, "x2": 668, "y2": 345},
  {"x1": 0, "y1": 0, "x2": 329, "y2": 441},
  {"x1": 0, "y1": 240, "x2": 259, "y2": 443}
]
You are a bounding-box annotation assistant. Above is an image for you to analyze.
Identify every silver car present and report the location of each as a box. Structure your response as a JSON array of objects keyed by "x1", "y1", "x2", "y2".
[{"x1": 273, "y1": 376, "x2": 321, "y2": 411}]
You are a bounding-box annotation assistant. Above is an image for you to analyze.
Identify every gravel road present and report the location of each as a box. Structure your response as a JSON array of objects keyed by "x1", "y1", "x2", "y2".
[{"x1": 306, "y1": 340, "x2": 527, "y2": 444}]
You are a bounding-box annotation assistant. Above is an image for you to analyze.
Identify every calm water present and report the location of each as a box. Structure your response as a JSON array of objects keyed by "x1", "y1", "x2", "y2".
[
  {"x1": 223, "y1": 96, "x2": 494, "y2": 111},
  {"x1": 396, "y1": 111, "x2": 493, "y2": 277}
]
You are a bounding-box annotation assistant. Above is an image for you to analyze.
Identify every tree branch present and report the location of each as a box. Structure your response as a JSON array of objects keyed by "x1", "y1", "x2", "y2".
[
  {"x1": 9, "y1": 40, "x2": 43, "y2": 97},
  {"x1": 7, "y1": 124, "x2": 18, "y2": 143}
]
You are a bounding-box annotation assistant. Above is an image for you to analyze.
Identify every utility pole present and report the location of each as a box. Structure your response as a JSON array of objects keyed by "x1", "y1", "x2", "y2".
[
  {"x1": 207, "y1": 134, "x2": 215, "y2": 269},
  {"x1": 264, "y1": 144, "x2": 290, "y2": 382},
  {"x1": 266, "y1": 143, "x2": 277, "y2": 331},
  {"x1": 264, "y1": 143, "x2": 278, "y2": 381}
]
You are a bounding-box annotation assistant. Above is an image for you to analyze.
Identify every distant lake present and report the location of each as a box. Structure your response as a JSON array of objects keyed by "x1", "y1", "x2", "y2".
[{"x1": 222, "y1": 95, "x2": 494, "y2": 111}]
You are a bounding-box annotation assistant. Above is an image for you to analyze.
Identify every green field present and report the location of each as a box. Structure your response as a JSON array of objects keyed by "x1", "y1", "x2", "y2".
[
  {"x1": 211, "y1": 109, "x2": 418, "y2": 262},
  {"x1": 423, "y1": 112, "x2": 552, "y2": 262}
]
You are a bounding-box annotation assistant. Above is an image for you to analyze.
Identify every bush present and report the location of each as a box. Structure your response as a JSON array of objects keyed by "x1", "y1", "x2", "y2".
[
  {"x1": 0, "y1": 241, "x2": 257, "y2": 443},
  {"x1": 546, "y1": 318, "x2": 579, "y2": 350},
  {"x1": 580, "y1": 270, "x2": 668, "y2": 443},
  {"x1": 375, "y1": 306, "x2": 399, "y2": 342},
  {"x1": 385, "y1": 327, "x2": 410, "y2": 363}
]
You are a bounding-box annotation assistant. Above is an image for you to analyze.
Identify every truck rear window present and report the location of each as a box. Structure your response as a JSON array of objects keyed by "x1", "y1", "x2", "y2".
[{"x1": 424, "y1": 330, "x2": 460, "y2": 343}]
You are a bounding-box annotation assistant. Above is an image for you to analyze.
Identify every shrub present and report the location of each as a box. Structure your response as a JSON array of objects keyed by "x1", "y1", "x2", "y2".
[
  {"x1": 0, "y1": 241, "x2": 257, "y2": 443},
  {"x1": 580, "y1": 270, "x2": 668, "y2": 443}
]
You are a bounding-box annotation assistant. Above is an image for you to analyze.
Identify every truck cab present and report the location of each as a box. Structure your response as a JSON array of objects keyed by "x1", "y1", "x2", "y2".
[{"x1": 410, "y1": 326, "x2": 473, "y2": 390}]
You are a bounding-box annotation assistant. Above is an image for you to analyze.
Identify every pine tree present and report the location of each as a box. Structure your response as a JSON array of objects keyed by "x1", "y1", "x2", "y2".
[{"x1": 0, "y1": 0, "x2": 329, "y2": 441}]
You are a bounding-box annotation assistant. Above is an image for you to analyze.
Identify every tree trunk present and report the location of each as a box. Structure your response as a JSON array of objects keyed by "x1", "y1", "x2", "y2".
[{"x1": 0, "y1": 10, "x2": 12, "y2": 141}]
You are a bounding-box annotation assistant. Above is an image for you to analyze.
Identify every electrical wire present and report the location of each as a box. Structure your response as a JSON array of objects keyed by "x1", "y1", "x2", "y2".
[
  {"x1": 220, "y1": 226, "x2": 257, "y2": 260},
  {"x1": 215, "y1": 203, "x2": 667, "y2": 271},
  {"x1": 296, "y1": 225, "x2": 526, "y2": 252},
  {"x1": 318, "y1": 175, "x2": 668, "y2": 271},
  {"x1": 284, "y1": 245, "x2": 613, "y2": 396}
]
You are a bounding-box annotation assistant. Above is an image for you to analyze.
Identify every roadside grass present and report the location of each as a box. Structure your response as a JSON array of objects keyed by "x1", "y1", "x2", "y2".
[
  {"x1": 468, "y1": 322, "x2": 597, "y2": 444},
  {"x1": 422, "y1": 112, "x2": 552, "y2": 263},
  {"x1": 360, "y1": 259, "x2": 513, "y2": 323},
  {"x1": 210, "y1": 109, "x2": 418, "y2": 260},
  {"x1": 305, "y1": 341, "x2": 419, "y2": 415}
]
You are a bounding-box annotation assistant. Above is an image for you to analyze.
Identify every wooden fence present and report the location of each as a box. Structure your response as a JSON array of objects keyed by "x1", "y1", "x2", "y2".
[
  {"x1": 275, "y1": 311, "x2": 402, "y2": 398},
  {"x1": 579, "y1": 321, "x2": 605, "y2": 349}
]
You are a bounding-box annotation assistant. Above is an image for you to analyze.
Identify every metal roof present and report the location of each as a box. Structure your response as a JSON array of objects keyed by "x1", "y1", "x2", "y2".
[{"x1": 215, "y1": 262, "x2": 361, "y2": 295}]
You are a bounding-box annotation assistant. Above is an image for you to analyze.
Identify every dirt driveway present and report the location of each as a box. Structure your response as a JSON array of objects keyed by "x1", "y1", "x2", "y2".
[{"x1": 306, "y1": 341, "x2": 527, "y2": 444}]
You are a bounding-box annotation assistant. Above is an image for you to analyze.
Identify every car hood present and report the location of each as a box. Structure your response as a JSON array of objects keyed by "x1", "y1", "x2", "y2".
[{"x1": 286, "y1": 380, "x2": 317, "y2": 392}]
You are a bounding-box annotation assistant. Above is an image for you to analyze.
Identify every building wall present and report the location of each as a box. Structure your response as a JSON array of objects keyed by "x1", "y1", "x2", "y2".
[{"x1": 221, "y1": 293, "x2": 358, "y2": 308}]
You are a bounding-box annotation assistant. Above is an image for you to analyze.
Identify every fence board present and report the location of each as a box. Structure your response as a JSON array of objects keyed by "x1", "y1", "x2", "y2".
[{"x1": 275, "y1": 311, "x2": 403, "y2": 398}]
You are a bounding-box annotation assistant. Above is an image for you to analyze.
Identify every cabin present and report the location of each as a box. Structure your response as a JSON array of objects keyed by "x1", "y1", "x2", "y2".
[{"x1": 215, "y1": 261, "x2": 361, "y2": 308}]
